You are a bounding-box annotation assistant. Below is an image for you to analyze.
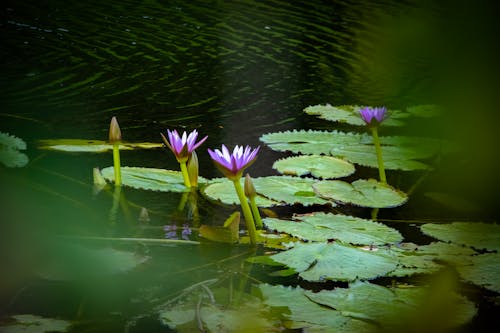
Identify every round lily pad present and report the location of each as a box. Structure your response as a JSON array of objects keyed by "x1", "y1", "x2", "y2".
[
  {"x1": 456, "y1": 253, "x2": 500, "y2": 293},
  {"x1": 272, "y1": 155, "x2": 355, "y2": 179},
  {"x1": 201, "y1": 178, "x2": 280, "y2": 207},
  {"x1": 313, "y1": 178, "x2": 408, "y2": 208}
]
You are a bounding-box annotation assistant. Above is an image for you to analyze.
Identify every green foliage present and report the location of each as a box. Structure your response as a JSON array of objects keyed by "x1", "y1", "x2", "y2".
[
  {"x1": 420, "y1": 222, "x2": 500, "y2": 251},
  {"x1": 269, "y1": 242, "x2": 398, "y2": 282},
  {"x1": 37, "y1": 139, "x2": 162, "y2": 152},
  {"x1": 272, "y1": 155, "x2": 355, "y2": 179},
  {"x1": 313, "y1": 178, "x2": 408, "y2": 208},
  {"x1": 0, "y1": 314, "x2": 71, "y2": 333},
  {"x1": 263, "y1": 212, "x2": 402, "y2": 245},
  {"x1": 304, "y1": 104, "x2": 406, "y2": 126},
  {"x1": 260, "y1": 129, "x2": 448, "y2": 170},
  {"x1": 456, "y1": 253, "x2": 500, "y2": 293},
  {"x1": 0, "y1": 132, "x2": 28, "y2": 167},
  {"x1": 202, "y1": 176, "x2": 332, "y2": 207},
  {"x1": 100, "y1": 166, "x2": 207, "y2": 192}
]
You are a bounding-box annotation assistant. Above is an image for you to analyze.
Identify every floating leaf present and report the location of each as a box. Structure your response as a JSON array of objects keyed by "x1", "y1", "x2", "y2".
[
  {"x1": 0, "y1": 314, "x2": 71, "y2": 333},
  {"x1": 202, "y1": 176, "x2": 331, "y2": 207},
  {"x1": 101, "y1": 166, "x2": 207, "y2": 192},
  {"x1": 269, "y1": 242, "x2": 398, "y2": 282},
  {"x1": 263, "y1": 212, "x2": 402, "y2": 245},
  {"x1": 272, "y1": 155, "x2": 355, "y2": 179},
  {"x1": 201, "y1": 178, "x2": 279, "y2": 207},
  {"x1": 38, "y1": 139, "x2": 163, "y2": 152},
  {"x1": 420, "y1": 222, "x2": 500, "y2": 251},
  {"x1": 456, "y1": 253, "x2": 500, "y2": 293},
  {"x1": 304, "y1": 104, "x2": 406, "y2": 126},
  {"x1": 257, "y1": 284, "x2": 373, "y2": 332},
  {"x1": 306, "y1": 281, "x2": 476, "y2": 331},
  {"x1": 260, "y1": 130, "x2": 448, "y2": 170},
  {"x1": 0, "y1": 132, "x2": 28, "y2": 167},
  {"x1": 313, "y1": 178, "x2": 408, "y2": 208}
]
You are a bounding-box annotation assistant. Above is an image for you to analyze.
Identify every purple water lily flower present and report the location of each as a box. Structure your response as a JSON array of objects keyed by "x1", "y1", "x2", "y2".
[
  {"x1": 359, "y1": 106, "x2": 387, "y2": 126},
  {"x1": 161, "y1": 129, "x2": 208, "y2": 162},
  {"x1": 207, "y1": 144, "x2": 260, "y2": 180}
]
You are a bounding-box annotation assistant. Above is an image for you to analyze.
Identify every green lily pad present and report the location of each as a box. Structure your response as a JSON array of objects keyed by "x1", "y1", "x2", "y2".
[
  {"x1": 456, "y1": 253, "x2": 500, "y2": 293},
  {"x1": 101, "y1": 166, "x2": 207, "y2": 192},
  {"x1": 0, "y1": 314, "x2": 71, "y2": 333},
  {"x1": 272, "y1": 155, "x2": 355, "y2": 179},
  {"x1": 201, "y1": 178, "x2": 280, "y2": 207},
  {"x1": 0, "y1": 132, "x2": 28, "y2": 167},
  {"x1": 38, "y1": 139, "x2": 163, "y2": 152},
  {"x1": 263, "y1": 212, "x2": 402, "y2": 245},
  {"x1": 420, "y1": 222, "x2": 500, "y2": 251},
  {"x1": 258, "y1": 284, "x2": 374, "y2": 332},
  {"x1": 269, "y1": 242, "x2": 398, "y2": 282},
  {"x1": 304, "y1": 104, "x2": 406, "y2": 127},
  {"x1": 202, "y1": 176, "x2": 331, "y2": 207},
  {"x1": 306, "y1": 281, "x2": 477, "y2": 331},
  {"x1": 260, "y1": 130, "x2": 448, "y2": 171},
  {"x1": 313, "y1": 178, "x2": 408, "y2": 208}
]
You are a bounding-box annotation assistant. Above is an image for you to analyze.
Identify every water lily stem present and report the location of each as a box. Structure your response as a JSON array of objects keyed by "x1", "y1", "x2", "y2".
[
  {"x1": 112, "y1": 143, "x2": 122, "y2": 186},
  {"x1": 371, "y1": 127, "x2": 387, "y2": 184},
  {"x1": 249, "y1": 196, "x2": 263, "y2": 229},
  {"x1": 232, "y1": 179, "x2": 257, "y2": 245},
  {"x1": 179, "y1": 161, "x2": 192, "y2": 188}
]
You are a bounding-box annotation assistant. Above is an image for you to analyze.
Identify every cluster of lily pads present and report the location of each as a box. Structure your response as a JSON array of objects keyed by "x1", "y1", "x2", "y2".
[{"x1": 28, "y1": 104, "x2": 499, "y2": 332}]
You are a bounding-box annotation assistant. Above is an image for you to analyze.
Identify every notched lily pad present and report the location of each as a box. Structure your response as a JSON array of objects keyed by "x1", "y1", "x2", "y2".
[
  {"x1": 304, "y1": 104, "x2": 406, "y2": 127},
  {"x1": 313, "y1": 178, "x2": 408, "y2": 208},
  {"x1": 101, "y1": 166, "x2": 207, "y2": 192},
  {"x1": 269, "y1": 242, "x2": 398, "y2": 282},
  {"x1": 456, "y1": 253, "x2": 500, "y2": 293},
  {"x1": 272, "y1": 155, "x2": 355, "y2": 179},
  {"x1": 263, "y1": 212, "x2": 402, "y2": 245},
  {"x1": 420, "y1": 222, "x2": 500, "y2": 251},
  {"x1": 38, "y1": 139, "x2": 163, "y2": 152},
  {"x1": 201, "y1": 178, "x2": 279, "y2": 207}
]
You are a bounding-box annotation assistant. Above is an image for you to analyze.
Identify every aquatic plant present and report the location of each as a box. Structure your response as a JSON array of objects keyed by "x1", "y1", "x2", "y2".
[
  {"x1": 109, "y1": 116, "x2": 122, "y2": 185},
  {"x1": 0, "y1": 131, "x2": 28, "y2": 168},
  {"x1": 161, "y1": 129, "x2": 207, "y2": 188},
  {"x1": 208, "y1": 144, "x2": 260, "y2": 244},
  {"x1": 359, "y1": 106, "x2": 388, "y2": 183}
]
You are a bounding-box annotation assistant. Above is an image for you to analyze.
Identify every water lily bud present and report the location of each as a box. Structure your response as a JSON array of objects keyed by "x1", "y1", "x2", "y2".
[
  {"x1": 244, "y1": 173, "x2": 256, "y2": 198},
  {"x1": 109, "y1": 116, "x2": 122, "y2": 143},
  {"x1": 187, "y1": 150, "x2": 199, "y2": 187}
]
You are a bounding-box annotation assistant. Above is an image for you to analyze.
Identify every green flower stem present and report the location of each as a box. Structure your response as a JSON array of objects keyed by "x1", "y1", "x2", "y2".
[
  {"x1": 370, "y1": 127, "x2": 387, "y2": 184},
  {"x1": 179, "y1": 161, "x2": 192, "y2": 188},
  {"x1": 112, "y1": 143, "x2": 122, "y2": 186},
  {"x1": 249, "y1": 196, "x2": 263, "y2": 229},
  {"x1": 232, "y1": 179, "x2": 257, "y2": 245}
]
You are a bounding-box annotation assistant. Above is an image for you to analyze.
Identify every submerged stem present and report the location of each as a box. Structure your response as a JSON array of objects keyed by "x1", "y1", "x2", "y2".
[
  {"x1": 232, "y1": 179, "x2": 257, "y2": 245},
  {"x1": 371, "y1": 127, "x2": 387, "y2": 184},
  {"x1": 179, "y1": 161, "x2": 192, "y2": 188},
  {"x1": 112, "y1": 143, "x2": 122, "y2": 186}
]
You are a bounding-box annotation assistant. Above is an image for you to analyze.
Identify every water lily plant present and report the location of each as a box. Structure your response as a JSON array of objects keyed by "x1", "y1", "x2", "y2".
[
  {"x1": 208, "y1": 144, "x2": 260, "y2": 244},
  {"x1": 109, "y1": 116, "x2": 122, "y2": 185},
  {"x1": 359, "y1": 106, "x2": 387, "y2": 183},
  {"x1": 245, "y1": 173, "x2": 263, "y2": 229},
  {"x1": 161, "y1": 129, "x2": 208, "y2": 188}
]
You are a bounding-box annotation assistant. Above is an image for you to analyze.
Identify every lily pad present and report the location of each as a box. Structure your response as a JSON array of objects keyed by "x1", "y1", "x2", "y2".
[
  {"x1": 420, "y1": 222, "x2": 500, "y2": 251},
  {"x1": 269, "y1": 242, "x2": 398, "y2": 282},
  {"x1": 263, "y1": 212, "x2": 402, "y2": 245},
  {"x1": 201, "y1": 178, "x2": 279, "y2": 207},
  {"x1": 313, "y1": 178, "x2": 408, "y2": 208},
  {"x1": 304, "y1": 104, "x2": 406, "y2": 127},
  {"x1": 306, "y1": 281, "x2": 477, "y2": 331},
  {"x1": 38, "y1": 139, "x2": 163, "y2": 152},
  {"x1": 0, "y1": 314, "x2": 71, "y2": 333},
  {"x1": 0, "y1": 132, "x2": 28, "y2": 167},
  {"x1": 101, "y1": 166, "x2": 207, "y2": 192},
  {"x1": 258, "y1": 284, "x2": 374, "y2": 332},
  {"x1": 456, "y1": 253, "x2": 500, "y2": 293},
  {"x1": 202, "y1": 176, "x2": 331, "y2": 207},
  {"x1": 272, "y1": 155, "x2": 355, "y2": 179}
]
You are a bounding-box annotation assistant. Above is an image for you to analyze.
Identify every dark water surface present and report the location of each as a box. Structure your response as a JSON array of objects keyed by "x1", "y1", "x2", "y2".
[{"x1": 1, "y1": 0, "x2": 499, "y2": 332}]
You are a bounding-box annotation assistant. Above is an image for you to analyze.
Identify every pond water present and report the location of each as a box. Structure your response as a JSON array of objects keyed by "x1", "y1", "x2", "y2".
[{"x1": 1, "y1": 0, "x2": 499, "y2": 332}]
